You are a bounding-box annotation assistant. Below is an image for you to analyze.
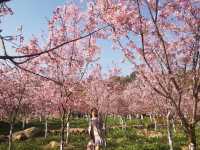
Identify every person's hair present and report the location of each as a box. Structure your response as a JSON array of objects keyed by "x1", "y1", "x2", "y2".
[{"x1": 90, "y1": 107, "x2": 98, "y2": 118}]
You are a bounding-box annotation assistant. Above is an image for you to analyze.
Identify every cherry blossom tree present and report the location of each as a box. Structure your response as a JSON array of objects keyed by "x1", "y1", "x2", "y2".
[
  {"x1": 0, "y1": 0, "x2": 107, "y2": 77},
  {"x1": 0, "y1": 67, "x2": 34, "y2": 150},
  {"x1": 91, "y1": 0, "x2": 200, "y2": 149},
  {"x1": 124, "y1": 74, "x2": 176, "y2": 149},
  {"x1": 19, "y1": 3, "x2": 101, "y2": 150},
  {"x1": 0, "y1": 1, "x2": 103, "y2": 149},
  {"x1": 32, "y1": 80, "x2": 55, "y2": 138},
  {"x1": 84, "y1": 64, "x2": 128, "y2": 147}
]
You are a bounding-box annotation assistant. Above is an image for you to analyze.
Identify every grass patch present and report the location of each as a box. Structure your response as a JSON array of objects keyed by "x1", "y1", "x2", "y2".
[{"x1": 0, "y1": 117, "x2": 200, "y2": 149}]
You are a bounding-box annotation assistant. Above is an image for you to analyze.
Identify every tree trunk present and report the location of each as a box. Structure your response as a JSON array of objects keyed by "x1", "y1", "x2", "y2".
[
  {"x1": 8, "y1": 123, "x2": 13, "y2": 150},
  {"x1": 66, "y1": 122, "x2": 69, "y2": 144},
  {"x1": 128, "y1": 114, "x2": 132, "y2": 120},
  {"x1": 172, "y1": 118, "x2": 176, "y2": 133},
  {"x1": 120, "y1": 116, "x2": 124, "y2": 130},
  {"x1": 26, "y1": 117, "x2": 29, "y2": 124},
  {"x1": 149, "y1": 114, "x2": 152, "y2": 122},
  {"x1": 39, "y1": 116, "x2": 42, "y2": 122},
  {"x1": 167, "y1": 112, "x2": 173, "y2": 150},
  {"x1": 153, "y1": 116, "x2": 157, "y2": 131},
  {"x1": 180, "y1": 120, "x2": 183, "y2": 127},
  {"x1": 187, "y1": 127, "x2": 197, "y2": 150},
  {"x1": 65, "y1": 109, "x2": 71, "y2": 145},
  {"x1": 22, "y1": 117, "x2": 26, "y2": 129},
  {"x1": 44, "y1": 117, "x2": 48, "y2": 139},
  {"x1": 136, "y1": 114, "x2": 140, "y2": 119},
  {"x1": 85, "y1": 114, "x2": 89, "y2": 121},
  {"x1": 60, "y1": 115, "x2": 65, "y2": 150}
]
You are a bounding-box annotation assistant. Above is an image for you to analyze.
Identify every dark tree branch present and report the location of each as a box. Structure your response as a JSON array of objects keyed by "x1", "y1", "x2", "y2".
[
  {"x1": 0, "y1": 25, "x2": 109, "y2": 63},
  {"x1": 0, "y1": 0, "x2": 10, "y2": 3}
]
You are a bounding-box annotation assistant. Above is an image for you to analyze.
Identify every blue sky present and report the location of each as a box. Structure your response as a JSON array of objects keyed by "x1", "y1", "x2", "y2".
[{"x1": 1, "y1": 0, "x2": 133, "y2": 76}]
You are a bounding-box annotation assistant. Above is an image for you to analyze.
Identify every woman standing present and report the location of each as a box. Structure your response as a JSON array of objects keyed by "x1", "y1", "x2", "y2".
[{"x1": 87, "y1": 108, "x2": 103, "y2": 150}]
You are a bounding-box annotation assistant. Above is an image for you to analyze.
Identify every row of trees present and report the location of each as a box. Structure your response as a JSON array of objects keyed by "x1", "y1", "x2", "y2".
[
  {"x1": 0, "y1": 0, "x2": 199, "y2": 150},
  {"x1": 1, "y1": 63, "x2": 199, "y2": 150},
  {"x1": 91, "y1": 1, "x2": 200, "y2": 150}
]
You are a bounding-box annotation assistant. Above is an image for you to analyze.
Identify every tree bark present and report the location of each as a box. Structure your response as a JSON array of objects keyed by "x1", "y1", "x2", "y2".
[
  {"x1": 26, "y1": 117, "x2": 29, "y2": 124},
  {"x1": 66, "y1": 122, "x2": 69, "y2": 144},
  {"x1": 65, "y1": 109, "x2": 71, "y2": 145},
  {"x1": 60, "y1": 114, "x2": 65, "y2": 150},
  {"x1": 22, "y1": 117, "x2": 26, "y2": 129},
  {"x1": 188, "y1": 127, "x2": 197, "y2": 150},
  {"x1": 113, "y1": 114, "x2": 116, "y2": 120},
  {"x1": 8, "y1": 123, "x2": 13, "y2": 150},
  {"x1": 128, "y1": 114, "x2": 132, "y2": 120},
  {"x1": 153, "y1": 116, "x2": 157, "y2": 131},
  {"x1": 149, "y1": 114, "x2": 152, "y2": 122},
  {"x1": 136, "y1": 114, "x2": 140, "y2": 119},
  {"x1": 167, "y1": 112, "x2": 173, "y2": 150},
  {"x1": 140, "y1": 114, "x2": 144, "y2": 120},
  {"x1": 39, "y1": 115, "x2": 42, "y2": 122},
  {"x1": 44, "y1": 117, "x2": 48, "y2": 139},
  {"x1": 172, "y1": 118, "x2": 176, "y2": 133},
  {"x1": 119, "y1": 116, "x2": 124, "y2": 130}
]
